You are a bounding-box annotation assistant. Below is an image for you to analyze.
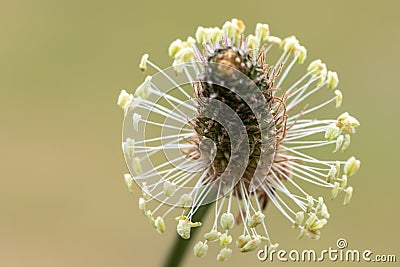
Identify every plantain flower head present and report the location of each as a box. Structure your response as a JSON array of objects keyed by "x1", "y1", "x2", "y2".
[{"x1": 117, "y1": 19, "x2": 361, "y2": 261}]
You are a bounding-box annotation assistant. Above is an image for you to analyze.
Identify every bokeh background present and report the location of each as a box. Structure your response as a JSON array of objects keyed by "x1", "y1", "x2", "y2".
[{"x1": 1, "y1": 0, "x2": 399, "y2": 266}]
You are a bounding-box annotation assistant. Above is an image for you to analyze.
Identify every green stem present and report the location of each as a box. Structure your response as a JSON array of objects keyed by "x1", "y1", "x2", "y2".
[
  {"x1": 162, "y1": 202, "x2": 213, "y2": 267},
  {"x1": 162, "y1": 185, "x2": 219, "y2": 267}
]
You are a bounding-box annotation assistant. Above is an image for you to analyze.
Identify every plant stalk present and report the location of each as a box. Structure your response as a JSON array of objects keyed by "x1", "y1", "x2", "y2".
[{"x1": 162, "y1": 202, "x2": 213, "y2": 267}]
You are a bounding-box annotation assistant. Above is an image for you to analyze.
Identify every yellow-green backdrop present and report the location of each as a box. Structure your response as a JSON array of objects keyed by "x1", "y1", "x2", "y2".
[{"x1": 0, "y1": 0, "x2": 399, "y2": 266}]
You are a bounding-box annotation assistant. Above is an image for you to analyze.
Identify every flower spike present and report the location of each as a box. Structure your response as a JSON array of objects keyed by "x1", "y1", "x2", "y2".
[{"x1": 118, "y1": 18, "x2": 361, "y2": 261}]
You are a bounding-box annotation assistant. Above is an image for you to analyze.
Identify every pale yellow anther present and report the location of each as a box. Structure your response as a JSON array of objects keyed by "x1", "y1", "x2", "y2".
[
  {"x1": 343, "y1": 186, "x2": 353, "y2": 205},
  {"x1": 163, "y1": 180, "x2": 175, "y2": 197},
  {"x1": 123, "y1": 138, "x2": 135, "y2": 159},
  {"x1": 331, "y1": 182, "x2": 340, "y2": 199},
  {"x1": 134, "y1": 75, "x2": 152, "y2": 99},
  {"x1": 340, "y1": 175, "x2": 348, "y2": 190},
  {"x1": 195, "y1": 27, "x2": 222, "y2": 43},
  {"x1": 255, "y1": 23, "x2": 270, "y2": 43},
  {"x1": 172, "y1": 58, "x2": 184, "y2": 73},
  {"x1": 222, "y1": 19, "x2": 244, "y2": 40},
  {"x1": 219, "y1": 233, "x2": 232, "y2": 246},
  {"x1": 117, "y1": 89, "x2": 130, "y2": 108},
  {"x1": 117, "y1": 89, "x2": 133, "y2": 113},
  {"x1": 335, "y1": 90, "x2": 343, "y2": 108},
  {"x1": 240, "y1": 237, "x2": 261, "y2": 252},
  {"x1": 139, "y1": 53, "x2": 149, "y2": 72},
  {"x1": 247, "y1": 34, "x2": 260, "y2": 49},
  {"x1": 315, "y1": 197, "x2": 330, "y2": 219},
  {"x1": 179, "y1": 194, "x2": 193, "y2": 208},
  {"x1": 333, "y1": 135, "x2": 344, "y2": 153},
  {"x1": 124, "y1": 173, "x2": 134, "y2": 193},
  {"x1": 175, "y1": 47, "x2": 195, "y2": 62},
  {"x1": 154, "y1": 216, "x2": 165, "y2": 234},
  {"x1": 222, "y1": 21, "x2": 236, "y2": 39},
  {"x1": 195, "y1": 26, "x2": 208, "y2": 44},
  {"x1": 132, "y1": 113, "x2": 141, "y2": 132},
  {"x1": 189, "y1": 221, "x2": 202, "y2": 227},
  {"x1": 186, "y1": 36, "x2": 196, "y2": 47},
  {"x1": 210, "y1": 27, "x2": 223, "y2": 42},
  {"x1": 248, "y1": 211, "x2": 265, "y2": 228},
  {"x1": 306, "y1": 229, "x2": 321, "y2": 240},
  {"x1": 146, "y1": 210, "x2": 154, "y2": 225},
  {"x1": 335, "y1": 161, "x2": 341, "y2": 179},
  {"x1": 295, "y1": 45, "x2": 307, "y2": 64},
  {"x1": 259, "y1": 235, "x2": 268, "y2": 242},
  {"x1": 304, "y1": 213, "x2": 317, "y2": 229},
  {"x1": 132, "y1": 157, "x2": 142, "y2": 175},
  {"x1": 327, "y1": 165, "x2": 337, "y2": 183},
  {"x1": 236, "y1": 234, "x2": 251, "y2": 248},
  {"x1": 342, "y1": 134, "x2": 351, "y2": 152},
  {"x1": 325, "y1": 123, "x2": 342, "y2": 141},
  {"x1": 266, "y1": 36, "x2": 282, "y2": 45},
  {"x1": 327, "y1": 71, "x2": 339, "y2": 89},
  {"x1": 220, "y1": 212, "x2": 235, "y2": 230},
  {"x1": 315, "y1": 196, "x2": 323, "y2": 213},
  {"x1": 225, "y1": 24, "x2": 237, "y2": 40},
  {"x1": 307, "y1": 59, "x2": 322, "y2": 74},
  {"x1": 309, "y1": 219, "x2": 327, "y2": 231},
  {"x1": 293, "y1": 211, "x2": 305, "y2": 228},
  {"x1": 168, "y1": 39, "x2": 184, "y2": 58},
  {"x1": 307, "y1": 59, "x2": 327, "y2": 78},
  {"x1": 306, "y1": 195, "x2": 314, "y2": 213},
  {"x1": 193, "y1": 241, "x2": 208, "y2": 257},
  {"x1": 176, "y1": 219, "x2": 201, "y2": 238},
  {"x1": 141, "y1": 182, "x2": 150, "y2": 200},
  {"x1": 204, "y1": 230, "x2": 221, "y2": 242},
  {"x1": 217, "y1": 247, "x2": 232, "y2": 261},
  {"x1": 344, "y1": 156, "x2": 360, "y2": 176},
  {"x1": 336, "y1": 112, "x2": 360, "y2": 134},
  {"x1": 138, "y1": 197, "x2": 146, "y2": 215},
  {"x1": 177, "y1": 219, "x2": 191, "y2": 239},
  {"x1": 319, "y1": 67, "x2": 328, "y2": 85},
  {"x1": 282, "y1": 36, "x2": 300, "y2": 53},
  {"x1": 232, "y1": 18, "x2": 245, "y2": 33},
  {"x1": 174, "y1": 215, "x2": 187, "y2": 221},
  {"x1": 320, "y1": 203, "x2": 330, "y2": 219}
]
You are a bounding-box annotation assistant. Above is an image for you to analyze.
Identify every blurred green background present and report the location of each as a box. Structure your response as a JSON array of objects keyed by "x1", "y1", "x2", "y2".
[{"x1": 1, "y1": 0, "x2": 399, "y2": 266}]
